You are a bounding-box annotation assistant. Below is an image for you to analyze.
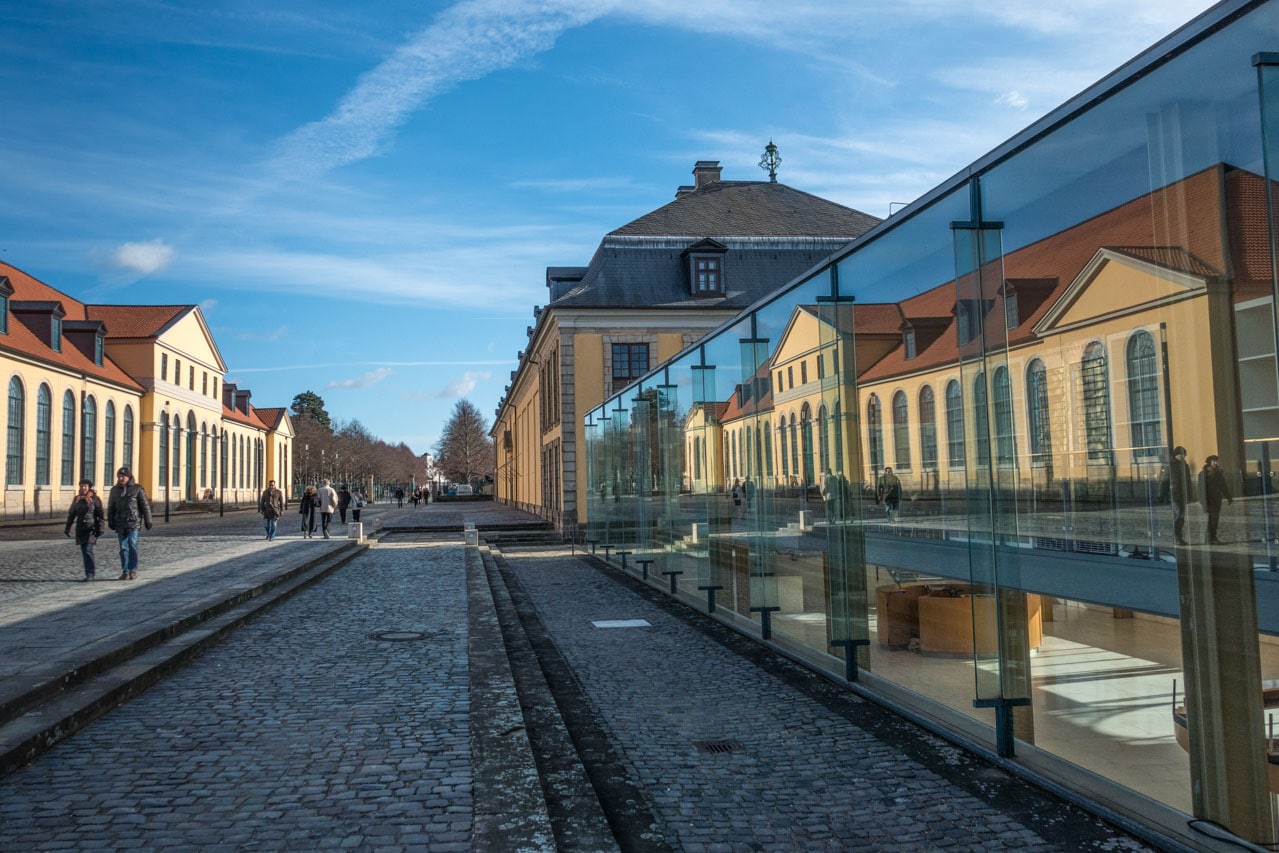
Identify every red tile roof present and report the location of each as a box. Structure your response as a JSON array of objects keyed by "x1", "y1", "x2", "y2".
[
  {"x1": 0, "y1": 262, "x2": 142, "y2": 391},
  {"x1": 85, "y1": 305, "x2": 190, "y2": 339}
]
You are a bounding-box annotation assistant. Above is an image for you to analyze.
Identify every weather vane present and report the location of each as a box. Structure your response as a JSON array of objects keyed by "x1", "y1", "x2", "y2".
[{"x1": 759, "y1": 139, "x2": 781, "y2": 182}]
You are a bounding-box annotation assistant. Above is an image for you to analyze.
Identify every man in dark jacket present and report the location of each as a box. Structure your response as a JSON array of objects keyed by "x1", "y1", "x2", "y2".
[
  {"x1": 1159, "y1": 446, "x2": 1193, "y2": 546},
  {"x1": 65, "y1": 478, "x2": 105, "y2": 581},
  {"x1": 1197, "y1": 454, "x2": 1232, "y2": 545},
  {"x1": 106, "y1": 466, "x2": 152, "y2": 580}
]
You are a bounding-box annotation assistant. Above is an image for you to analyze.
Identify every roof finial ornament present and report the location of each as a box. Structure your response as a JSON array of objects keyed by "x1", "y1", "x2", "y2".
[{"x1": 759, "y1": 139, "x2": 781, "y2": 183}]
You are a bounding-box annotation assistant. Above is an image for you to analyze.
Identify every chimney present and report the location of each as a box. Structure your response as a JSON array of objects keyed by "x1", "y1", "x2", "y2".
[
  {"x1": 692, "y1": 160, "x2": 722, "y2": 189},
  {"x1": 235, "y1": 389, "x2": 252, "y2": 415}
]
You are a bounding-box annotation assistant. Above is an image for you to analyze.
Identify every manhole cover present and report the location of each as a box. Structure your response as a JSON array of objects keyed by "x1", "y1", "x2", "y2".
[
  {"x1": 694, "y1": 739, "x2": 743, "y2": 755},
  {"x1": 369, "y1": 630, "x2": 429, "y2": 642}
]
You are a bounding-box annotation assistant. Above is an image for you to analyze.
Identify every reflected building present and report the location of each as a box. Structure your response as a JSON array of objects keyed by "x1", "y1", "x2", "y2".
[{"x1": 585, "y1": 2, "x2": 1279, "y2": 846}]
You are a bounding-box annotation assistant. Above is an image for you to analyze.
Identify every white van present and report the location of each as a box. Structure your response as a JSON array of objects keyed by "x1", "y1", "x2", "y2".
[{"x1": 453, "y1": 484, "x2": 474, "y2": 496}]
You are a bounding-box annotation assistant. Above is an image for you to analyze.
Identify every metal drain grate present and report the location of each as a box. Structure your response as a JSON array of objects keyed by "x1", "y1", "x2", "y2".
[
  {"x1": 694, "y1": 739, "x2": 743, "y2": 755},
  {"x1": 369, "y1": 630, "x2": 430, "y2": 642}
]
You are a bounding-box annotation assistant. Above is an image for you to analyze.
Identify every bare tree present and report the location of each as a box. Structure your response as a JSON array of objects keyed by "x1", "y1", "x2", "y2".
[{"x1": 437, "y1": 399, "x2": 493, "y2": 486}]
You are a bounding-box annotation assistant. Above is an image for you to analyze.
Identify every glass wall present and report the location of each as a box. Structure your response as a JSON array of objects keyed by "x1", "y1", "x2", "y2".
[{"x1": 586, "y1": 1, "x2": 1279, "y2": 844}]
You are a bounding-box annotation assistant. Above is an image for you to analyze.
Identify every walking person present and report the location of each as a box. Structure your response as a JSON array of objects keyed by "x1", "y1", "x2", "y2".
[
  {"x1": 337, "y1": 484, "x2": 351, "y2": 525},
  {"x1": 1198, "y1": 455, "x2": 1233, "y2": 545},
  {"x1": 64, "y1": 478, "x2": 105, "y2": 581},
  {"x1": 259, "y1": 479, "x2": 284, "y2": 541},
  {"x1": 316, "y1": 479, "x2": 339, "y2": 539},
  {"x1": 299, "y1": 485, "x2": 318, "y2": 538},
  {"x1": 395, "y1": 487, "x2": 405, "y2": 508},
  {"x1": 1159, "y1": 446, "x2": 1193, "y2": 546},
  {"x1": 106, "y1": 467, "x2": 152, "y2": 580},
  {"x1": 877, "y1": 466, "x2": 902, "y2": 522},
  {"x1": 350, "y1": 489, "x2": 365, "y2": 524}
]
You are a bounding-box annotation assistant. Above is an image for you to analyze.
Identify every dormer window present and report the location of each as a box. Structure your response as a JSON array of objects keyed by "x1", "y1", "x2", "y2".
[
  {"x1": 904, "y1": 328, "x2": 917, "y2": 360},
  {"x1": 1004, "y1": 288, "x2": 1019, "y2": 329},
  {"x1": 94, "y1": 334, "x2": 104, "y2": 366},
  {"x1": 0, "y1": 276, "x2": 11, "y2": 335},
  {"x1": 51, "y1": 317, "x2": 61, "y2": 353},
  {"x1": 956, "y1": 299, "x2": 991, "y2": 346},
  {"x1": 682, "y1": 238, "x2": 728, "y2": 297}
]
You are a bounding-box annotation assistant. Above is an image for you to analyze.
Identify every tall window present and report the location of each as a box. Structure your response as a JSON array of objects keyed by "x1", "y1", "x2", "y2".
[
  {"x1": 867, "y1": 395, "x2": 883, "y2": 470},
  {"x1": 1126, "y1": 331, "x2": 1162, "y2": 458},
  {"x1": 200, "y1": 424, "x2": 208, "y2": 488},
  {"x1": 763, "y1": 421, "x2": 773, "y2": 478},
  {"x1": 211, "y1": 427, "x2": 219, "y2": 488},
  {"x1": 6, "y1": 377, "x2": 23, "y2": 485},
  {"x1": 171, "y1": 415, "x2": 181, "y2": 491},
  {"x1": 833, "y1": 402, "x2": 844, "y2": 468},
  {"x1": 993, "y1": 367, "x2": 1016, "y2": 466},
  {"x1": 81, "y1": 395, "x2": 96, "y2": 482},
  {"x1": 692, "y1": 255, "x2": 721, "y2": 293},
  {"x1": 160, "y1": 353, "x2": 168, "y2": 381},
  {"x1": 789, "y1": 413, "x2": 800, "y2": 479},
  {"x1": 611, "y1": 343, "x2": 648, "y2": 386},
  {"x1": 779, "y1": 421, "x2": 789, "y2": 477},
  {"x1": 817, "y1": 405, "x2": 830, "y2": 475},
  {"x1": 919, "y1": 386, "x2": 937, "y2": 470},
  {"x1": 35, "y1": 385, "x2": 51, "y2": 486},
  {"x1": 800, "y1": 403, "x2": 814, "y2": 484},
  {"x1": 1081, "y1": 341, "x2": 1114, "y2": 463},
  {"x1": 693, "y1": 436, "x2": 702, "y2": 480},
  {"x1": 974, "y1": 374, "x2": 990, "y2": 467},
  {"x1": 103, "y1": 401, "x2": 116, "y2": 487},
  {"x1": 122, "y1": 405, "x2": 134, "y2": 473},
  {"x1": 945, "y1": 380, "x2": 965, "y2": 468},
  {"x1": 1027, "y1": 359, "x2": 1052, "y2": 464},
  {"x1": 60, "y1": 391, "x2": 75, "y2": 486},
  {"x1": 159, "y1": 417, "x2": 169, "y2": 488},
  {"x1": 891, "y1": 390, "x2": 911, "y2": 471}
]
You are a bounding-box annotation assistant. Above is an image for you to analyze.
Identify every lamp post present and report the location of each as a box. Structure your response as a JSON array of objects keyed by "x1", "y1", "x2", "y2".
[{"x1": 163, "y1": 403, "x2": 171, "y2": 523}]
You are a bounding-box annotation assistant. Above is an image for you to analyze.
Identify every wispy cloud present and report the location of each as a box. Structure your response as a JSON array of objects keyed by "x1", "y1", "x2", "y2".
[
  {"x1": 269, "y1": 0, "x2": 615, "y2": 180},
  {"x1": 995, "y1": 91, "x2": 1028, "y2": 110},
  {"x1": 325, "y1": 367, "x2": 395, "y2": 389},
  {"x1": 434, "y1": 370, "x2": 491, "y2": 399}
]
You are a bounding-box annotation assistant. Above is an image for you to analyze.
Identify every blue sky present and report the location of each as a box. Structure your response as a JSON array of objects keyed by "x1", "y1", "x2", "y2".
[{"x1": 0, "y1": 0, "x2": 1218, "y2": 454}]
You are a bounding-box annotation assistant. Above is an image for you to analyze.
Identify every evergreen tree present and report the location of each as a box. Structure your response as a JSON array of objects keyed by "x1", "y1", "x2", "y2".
[{"x1": 291, "y1": 390, "x2": 332, "y2": 431}]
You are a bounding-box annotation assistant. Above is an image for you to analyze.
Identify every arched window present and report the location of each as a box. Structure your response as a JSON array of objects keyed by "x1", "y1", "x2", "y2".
[
  {"x1": 867, "y1": 395, "x2": 883, "y2": 471},
  {"x1": 81, "y1": 395, "x2": 97, "y2": 483},
  {"x1": 779, "y1": 420, "x2": 789, "y2": 477},
  {"x1": 103, "y1": 401, "x2": 116, "y2": 487},
  {"x1": 35, "y1": 385, "x2": 51, "y2": 485},
  {"x1": 973, "y1": 374, "x2": 990, "y2": 467},
  {"x1": 731, "y1": 430, "x2": 739, "y2": 479},
  {"x1": 210, "y1": 427, "x2": 219, "y2": 489},
  {"x1": 60, "y1": 391, "x2": 75, "y2": 486},
  {"x1": 200, "y1": 424, "x2": 208, "y2": 488},
  {"x1": 918, "y1": 386, "x2": 937, "y2": 470},
  {"x1": 230, "y1": 433, "x2": 237, "y2": 489},
  {"x1": 763, "y1": 421, "x2": 773, "y2": 478},
  {"x1": 122, "y1": 406, "x2": 134, "y2": 473},
  {"x1": 817, "y1": 405, "x2": 830, "y2": 475},
  {"x1": 693, "y1": 436, "x2": 702, "y2": 480},
  {"x1": 800, "y1": 403, "x2": 815, "y2": 484},
  {"x1": 993, "y1": 367, "x2": 1015, "y2": 465},
  {"x1": 745, "y1": 425, "x2": 754, "y2": 475},
  {"x1": 158, "y1": 417, "x2": 169, "y2": 488},
  {"x1": 945, "y1": 380, "x2": 965, "y2": 468},
  {"x1": 6, "y1": 377, "x2": 24, "y2": 485},
  {"x1": 1082, "y1": 341, "x2": 1114, "y2": 463},
  {"x1": 789, "y1": 413, "x2": 800, "y2": 481},
  {"x1": 833, "y1": 402, "x2": 844, "y2": 469},
  {"x1": 1026, "y1": 359, "x2": 1052, "y2": 464},
  {"x1": 171, "y1": 415, "x2": 182, "y2": 491},
  {"x1": 186, "y1": 412, "x2": 197, "y2": 497},
  {"x1": 1126, "y1": 331, "x2": 1162, "y2": 458},
  {"x1": 891, "y1": 390, "x2": 911, "y2": 471}
]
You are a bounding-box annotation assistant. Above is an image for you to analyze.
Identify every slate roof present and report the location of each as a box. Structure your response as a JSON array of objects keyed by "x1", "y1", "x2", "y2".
[{"x1": 552, "y1": 178, "x2": 880, "y2": 310}]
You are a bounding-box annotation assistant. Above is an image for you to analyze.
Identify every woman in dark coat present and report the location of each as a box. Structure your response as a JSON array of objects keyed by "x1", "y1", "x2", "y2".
[
  {"x1": 299, "y1": 485, "x2": 319, "y2": 539},
  {"x1": 65, "y1": 478, "x2": 105, "y2": 580},
  {"x1": 1197, "y1": 455, "x2": 1232, "y2": 545}
]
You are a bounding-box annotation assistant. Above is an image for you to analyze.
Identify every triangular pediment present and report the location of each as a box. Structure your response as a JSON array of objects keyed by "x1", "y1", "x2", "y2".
[{"x1": 1034, "y1": 247, "x2": 1220, "y2": 335}]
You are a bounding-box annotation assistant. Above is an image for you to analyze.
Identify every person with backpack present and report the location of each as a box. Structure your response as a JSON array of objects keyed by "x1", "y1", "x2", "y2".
[
  {"x1": 106, "y1": 467, "x2": 152, "y2": 581},
  {"x1": 64, "y1": 478, "x2": 105, "y2": 581}
]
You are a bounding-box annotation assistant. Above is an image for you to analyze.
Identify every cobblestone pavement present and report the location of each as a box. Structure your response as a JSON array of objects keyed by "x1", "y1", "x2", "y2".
[
  {"x1": 0, "y1": 537, "x2": 474, "y2": 852},
  {"x1": 501, "y1": 545, "x2": 1154, "y2": 852}
]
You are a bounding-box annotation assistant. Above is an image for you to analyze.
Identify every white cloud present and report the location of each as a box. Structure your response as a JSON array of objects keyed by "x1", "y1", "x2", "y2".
[
  {"x1": 434, "y1": 370, "x2": 491, "y2": 399},
  {"x1": 101, "y1": 238, "x2": 176, "y2": 279},
  {"x1": 995, "y1": 91, "x2": 1029, "y2": 110},
  {"x1": 325, "y1": 367, "x2": 395, "y2": 389}
]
